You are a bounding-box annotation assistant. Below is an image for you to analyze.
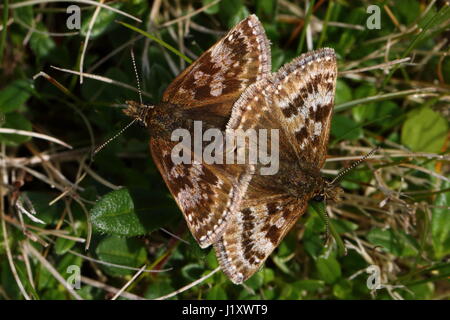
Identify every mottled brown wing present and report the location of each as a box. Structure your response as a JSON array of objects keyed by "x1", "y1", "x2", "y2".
[
  {"x1": 214, "y1": 48, "x2": 337, "y2": 283},
  {"x1": 147, "y1": 15, "x2": 270, "y2": 248},
  {"x1": 150, "y1": 138, "x2": 251, "y2": 248},
  {"x1": 271, "y1": 48, "x2": 337, "y2": 167},
  {"x1": 227, "y1": 47, "x2": 337, "y2": 167},
  {"x1": 214, "y1": 188, "x2": 308, "y2": 284},
  {"x1": 162, "y1": 14, "x2": 271, "y2": 118}
]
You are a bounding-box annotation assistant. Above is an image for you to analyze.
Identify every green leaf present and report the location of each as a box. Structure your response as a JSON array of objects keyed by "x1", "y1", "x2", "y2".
[
  {"x1": 352, "y1": 86, "x2": 400, "y2": 128},
  {"x1": 401, "y1": 107, "x2": 448, "y2": 153},
  {"x1": 333, "y1": 278, "x2": 353, "y2": 299},
  {"x1": 13, "y1": 5, "x2": 34, "y2": 25},
  {"x1": 244, "y1": 269, "x2": 264, "y2": 290},
  {"x1": 181, "y1": 264, "x2": 204, "y2": 281},
  {"x1": 144, "y1": 278, "x2": 175, "y2": 300},
  {"x1": 29, "y1": 23, "x2": 56, "y2": 58},
  {"x1": 203, "y1": 0, "x2": 220, "y2": 14},
  {"x1": 332, "y1": 219, "x2": 359, "y2": 234},
  {"x1": 0, "y1": 80, "x2": 32, "y2": 113},
  {"x1": 309, "y1": 202, "x2": 346, "y2": 257},
  {"x1": 206, "y1": 285, "x2": 228, "y2": 299},
  {"x1": 431, "y1": 181, "x2": 450, "y2": 259},
  {"x1": 334, "y1": 80, "x2": 352, "y2": 105},
  {"x1": 256, "y1": 0, "x2": 277, "y2": 18},
  {"x1": 91, "y1": 188, "x2": 145, "y2": 236},
  {"x1": 38, "y1": 251, "x2": 81, "y2": 292},
  {"x1": 54, "y1": 221, "x2": 82, "y2": 255},
  {"x1": 262, "y1": 268, "x2": 275, "y2": 284},
  {"x1": 292, "y1": 279, "x2": 325, "y2": 291},
  {"x1": 316, "y1": 256, "x2": 341, "y2": 284},
  {"x1": 80, "y1": 4, "x2": 122, "y2": 38},
  {"x1": 219, "y1": 0, "x2": 248, "y2": 28},
  {"x1": 331, "y1": 114, "x2": 363, "y2": 141},
  {"x1": 403, "y1": 283, "x2": 434, "y2": 300},
  {"x1": 20, "y1": 192, "x2": 62, "y2": 225},
  {"x1": 205, "y1": 248, "x2": 219, "y2": 269},
  {"x1": 95, "y1": 235, "x2": 147, "y2": 276},
  {"x1": 367, "y1": 228, "x2": 419, "y2": 257},
  {"x1": 271, "y1": 46, "x2": 287, "y2": 72},
  {"x1": 54, "y1": 237, "x2": 76, "y2": 255}
]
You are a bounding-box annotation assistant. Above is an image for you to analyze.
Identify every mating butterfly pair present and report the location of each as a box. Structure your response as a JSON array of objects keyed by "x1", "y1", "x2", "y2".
[{"x1": 125, "y1": 15, "x2": 338, "y2": 284}]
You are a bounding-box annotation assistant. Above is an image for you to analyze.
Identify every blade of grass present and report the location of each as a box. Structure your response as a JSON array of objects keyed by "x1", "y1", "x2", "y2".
[
  {"x1": 0, "y1": 0, "x2": 8, "y2": 64},
  {"x1": 317, "y1": 0, "x2": 334, "y2": 48},
  {"x1": 334, "y1": 88, "x2": 437, "y2": 112},
  {"x1": 117, "y1": 21, "x2": 192, "y2": 64},
  {"x1": 382, "y1": 3, "x2": 450, "y2": 86},
  {"x1": 310, "y1": 201, "x2": 347, "y2": 257},
  {"x1": 6, "y1": 0, "x2": 142, "y2": 23},
  {"x1": 297, "y1": 0, "x2": 315, "y2": 54}
]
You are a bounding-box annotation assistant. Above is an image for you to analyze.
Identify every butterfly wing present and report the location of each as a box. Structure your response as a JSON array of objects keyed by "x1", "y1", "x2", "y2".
[
  {"x1": 147, "y1": 15, "x2": 270, "y2": 248},
  {"x1": 271, "y1": 48, "x2": 337, "y2": 167},
  {"x1": 150, "y1": 138, "x2": 251, "y2": 248},
  {"x1": 214, "y1": 48, "x2": 338, "y2": 283},
  {"x1": 215, "y1": 192, "x2": 308, "y2": 284},
  {"x1": 162, "y1": 14, "x2": 271, "y2": 118}
]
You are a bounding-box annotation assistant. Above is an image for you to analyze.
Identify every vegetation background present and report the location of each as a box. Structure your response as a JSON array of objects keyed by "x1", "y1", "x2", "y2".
[{"x1": 0, "y1": 0, "x2": 449, "y2": 300}]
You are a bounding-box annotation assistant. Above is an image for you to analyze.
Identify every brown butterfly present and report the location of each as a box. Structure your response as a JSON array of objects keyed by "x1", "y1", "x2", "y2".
[
  {"x1": 214, "y1": 48, "x2": 340, "y2": 284},
  {"x1": 124, "y1": 15, "x2": 271, "y2": 248}
]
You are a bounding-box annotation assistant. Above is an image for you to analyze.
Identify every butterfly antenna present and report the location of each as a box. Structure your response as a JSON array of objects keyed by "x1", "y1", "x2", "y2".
[
  {"x1": 92, "y1": 118, "x2": 138, "y2": 157},
  {"x1": 323, "y1": 207, "x2": 331, "y2": 247},
  {"x1": 130, "y1": 48, "x2": 143, "y2": 105},
  {"x1": 330, "y1": 146, "x2": 379, "y2": 186}
]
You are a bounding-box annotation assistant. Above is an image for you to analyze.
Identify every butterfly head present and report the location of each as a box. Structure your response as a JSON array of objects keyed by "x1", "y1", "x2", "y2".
[
  {"x1": 312, "y1": 179, "x2": 343, "y2": 204},
  {"x1": 123, "y1": 100, "x2": 154, "y2": 127}
]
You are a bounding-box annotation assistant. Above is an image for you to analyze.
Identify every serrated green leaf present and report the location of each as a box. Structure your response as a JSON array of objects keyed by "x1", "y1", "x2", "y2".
[{"x1": 401, "y1": 107, "x2": 448, "y2": 153}]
